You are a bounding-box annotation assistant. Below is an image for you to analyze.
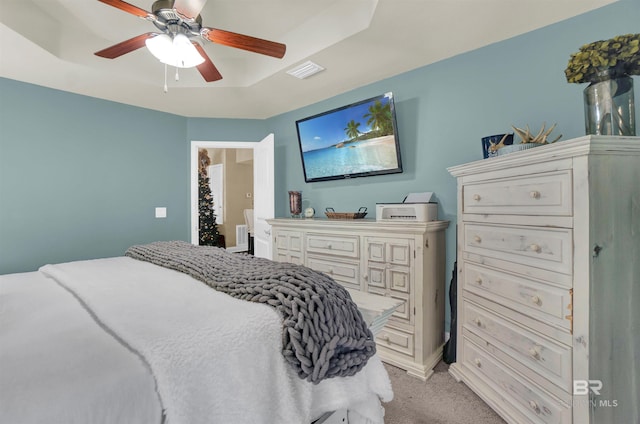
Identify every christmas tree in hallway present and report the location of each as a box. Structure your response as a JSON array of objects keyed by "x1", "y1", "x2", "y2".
[{"x1": 198, "y1": 149, "x2": 224, "y2": 247}]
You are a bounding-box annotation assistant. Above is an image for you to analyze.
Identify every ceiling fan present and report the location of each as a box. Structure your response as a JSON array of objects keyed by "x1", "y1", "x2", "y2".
[{"x1": 94, "y1": 0, "x2": 286, "y2": 82}]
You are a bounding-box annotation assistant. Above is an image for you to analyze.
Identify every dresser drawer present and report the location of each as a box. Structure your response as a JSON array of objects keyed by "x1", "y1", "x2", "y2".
[
  {"x1": 367, "y1": 286, "x2": 412, "y2": 326},
  {"x1": 306, "y1": 255, "x2": 360, "y2": 290},
  {"x1": 306, "y1": 233, "x2": 359, "y2": 258},
  {"x1": 274, "y1": 230, "x2": 303, "y2": 252},
  {"x1": 462, "y1": 170, "x2": 572, "y2": 216},
  {"x1": 274, "y1": 250, "x2": 303, "y2": 265},
  {"x1": 463, "y1": 262, "x2": 573, "y2": 329},
  {"x1": 376, "y1": 326, "x2": 414, "y2": 358},
  {"x1": 464, "y1": 223, "x2": 572, "y2": 275},
  {"x1": 462, "y1": 301, "x2": 572, "y2": 392},
  {"x1": 462, "y1": 338, "x2": 571, "y2": 424}
]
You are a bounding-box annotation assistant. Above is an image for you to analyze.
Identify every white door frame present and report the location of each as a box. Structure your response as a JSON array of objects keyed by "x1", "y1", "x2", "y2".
[{"x1": 189, "y1": 138, "x2": 274, "y2": 258}]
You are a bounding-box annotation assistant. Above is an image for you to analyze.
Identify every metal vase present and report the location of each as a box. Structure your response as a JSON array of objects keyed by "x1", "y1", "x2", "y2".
[{"x1": 583, "y1": 75, "x2": 636, "y2": 136}]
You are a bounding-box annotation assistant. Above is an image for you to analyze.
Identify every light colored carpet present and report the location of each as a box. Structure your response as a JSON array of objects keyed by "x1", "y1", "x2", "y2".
[{"x1": 382, "y1": 361, "x2": 507, "y2": 424}]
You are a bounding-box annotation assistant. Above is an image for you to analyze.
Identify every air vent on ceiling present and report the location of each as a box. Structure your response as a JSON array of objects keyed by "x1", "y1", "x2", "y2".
[{"x1": 286, "y1": 61, "x2": 325, "y2": 79}]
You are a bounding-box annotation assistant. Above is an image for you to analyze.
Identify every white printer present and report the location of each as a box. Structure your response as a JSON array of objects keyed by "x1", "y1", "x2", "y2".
[{"x1": 376, "y1": 192, "x2": 438, "y2": 222}]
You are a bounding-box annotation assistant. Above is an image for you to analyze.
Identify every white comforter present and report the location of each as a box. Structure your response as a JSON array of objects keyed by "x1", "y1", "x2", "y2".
[{"x1": 0, "y1": 257, "x2": 392, "y2": 424}]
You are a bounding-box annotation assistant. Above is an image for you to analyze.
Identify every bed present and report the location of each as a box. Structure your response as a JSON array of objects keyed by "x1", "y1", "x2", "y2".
[{"x1": 0, "y1": 241, "x2": 394, "y2": 424}]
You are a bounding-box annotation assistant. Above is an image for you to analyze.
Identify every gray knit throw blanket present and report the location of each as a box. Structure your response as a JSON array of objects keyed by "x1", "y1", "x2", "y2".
[{"x1": 125, "y1": 241, "x2": 376, "y2": 383}]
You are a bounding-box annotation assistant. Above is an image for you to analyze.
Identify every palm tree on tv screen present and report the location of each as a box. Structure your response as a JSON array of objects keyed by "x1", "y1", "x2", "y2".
[
  {"x1": 344, "y1": 120, "x2": 362, "y2": 140},
  {"x1": 364, "y1": 100, "x2": 393, "y2": 136}
]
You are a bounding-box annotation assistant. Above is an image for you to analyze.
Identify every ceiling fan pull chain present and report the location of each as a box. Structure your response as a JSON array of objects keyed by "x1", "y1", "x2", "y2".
[
  {"x1": 164, "y1": 63, "x2": 168, "y2": 93},
  {"x1": 175, "y1": 67, "x2": 180, "y2": 82}
]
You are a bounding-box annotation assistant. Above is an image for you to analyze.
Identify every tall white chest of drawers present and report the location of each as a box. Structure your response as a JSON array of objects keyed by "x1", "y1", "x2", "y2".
[
  {"x1": 447, "y1": 136, "x2": 640, "y2": 424},
  {"x1": 267, "y1": 218, "x2": 449, "y2": 380}
]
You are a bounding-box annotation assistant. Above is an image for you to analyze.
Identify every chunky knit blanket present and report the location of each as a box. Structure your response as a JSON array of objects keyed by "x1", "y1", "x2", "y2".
[{"x1": 125, "y1": 240, "x2": 376, "y2": 383}]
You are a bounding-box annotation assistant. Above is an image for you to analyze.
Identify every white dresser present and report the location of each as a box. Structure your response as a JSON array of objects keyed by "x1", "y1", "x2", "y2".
[
  {"x1": 267, "y1": 218, "x2": 449, "y2": 380},
  {"x1": 447, "y1": 135, "x2": 639, "y2": 424}
]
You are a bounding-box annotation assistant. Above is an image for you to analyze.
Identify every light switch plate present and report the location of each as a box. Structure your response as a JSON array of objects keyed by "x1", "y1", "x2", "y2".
[{"x1": 155, "y1": 207, "x2": 167, "y2": 218}]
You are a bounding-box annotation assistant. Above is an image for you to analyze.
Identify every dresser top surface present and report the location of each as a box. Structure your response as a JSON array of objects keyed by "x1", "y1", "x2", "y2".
[
  {"x1": 267, "y1": 217, "x2": 450, "y2": 232},
  {"x1": 447, "y1": 135, "x2": 640, "y2": 177}
]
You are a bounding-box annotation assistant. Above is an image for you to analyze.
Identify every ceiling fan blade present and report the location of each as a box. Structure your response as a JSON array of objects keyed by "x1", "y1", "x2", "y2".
[
  {"x1": 193, "y1": 42, "x2": 223, "y2": 82},
  {"x1": 202, "y1": 28, "x2": 286, "y2": 59},
  {"x1": 95, "y1": 33, "x2": 156, "y2": 59},
  {"x1": 97, "y1": 0, "x2": 151, "y2": 18},
  {"x1": 174, "y1": 0, "x2": 208, "y2": 20}
]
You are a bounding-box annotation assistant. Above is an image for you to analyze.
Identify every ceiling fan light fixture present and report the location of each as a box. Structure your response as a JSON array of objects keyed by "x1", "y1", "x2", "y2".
[
  {"x1": 145, "y1": 33, "x2": 205, "y2": 68},
  {"x1": 172, "y1": 34, "x2": 205, "y2": 68},
  {"x1": 145, "y1": 33, "x2": 173, "y2": 62}
]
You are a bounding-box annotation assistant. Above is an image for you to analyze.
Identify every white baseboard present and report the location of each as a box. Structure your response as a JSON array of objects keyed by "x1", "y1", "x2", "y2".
[{"x1": 225, "y1": 245, "x2": 247, "y2": 253}]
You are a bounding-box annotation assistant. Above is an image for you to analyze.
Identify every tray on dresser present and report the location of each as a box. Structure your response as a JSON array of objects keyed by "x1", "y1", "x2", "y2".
[{"x1": 325, "y1": 207, "x2": 368, "y2": 220}]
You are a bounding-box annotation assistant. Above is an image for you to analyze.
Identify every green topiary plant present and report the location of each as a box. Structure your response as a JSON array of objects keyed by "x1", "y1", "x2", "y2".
[{"x1": 565, "y1": 33, "x2": 640, "y2": 84}]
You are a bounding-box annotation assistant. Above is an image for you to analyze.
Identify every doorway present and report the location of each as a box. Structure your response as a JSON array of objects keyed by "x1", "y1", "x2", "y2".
[
  {"x1": 202, "y1": 148, "x2": 253, "y2": 251},
  {"x1": 190, "y1": 134, "x2": 274, "y2": 259}
]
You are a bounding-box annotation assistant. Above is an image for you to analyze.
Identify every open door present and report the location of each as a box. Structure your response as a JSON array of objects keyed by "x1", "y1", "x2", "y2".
[
  {"x1": 190, "y1": 135, "x2": 275, "y2": 256},
  {"x1": 252, "y1": 134, "x2": 274, "y2": 259}
]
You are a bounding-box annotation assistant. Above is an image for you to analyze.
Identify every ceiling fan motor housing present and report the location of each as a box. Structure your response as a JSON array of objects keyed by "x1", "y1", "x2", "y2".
[{"x1": 151, "y1": 0, "x2": 202, "y2": 38}]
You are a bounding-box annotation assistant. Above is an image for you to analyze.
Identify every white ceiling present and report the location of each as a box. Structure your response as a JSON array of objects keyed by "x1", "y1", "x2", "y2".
[{"x1": 0, "y1": 0, "x2": 616, "y2": 119}]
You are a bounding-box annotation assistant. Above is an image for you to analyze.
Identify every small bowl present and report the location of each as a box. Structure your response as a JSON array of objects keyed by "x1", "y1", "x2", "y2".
[{"x1": 497, "y1": 143, "x2": 541, "y2": 156}]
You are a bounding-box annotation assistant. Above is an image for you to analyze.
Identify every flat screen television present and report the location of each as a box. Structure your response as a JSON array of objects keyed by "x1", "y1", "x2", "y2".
[{"x1": 295, "y1": 92, "x2": 403, "y2": 183}]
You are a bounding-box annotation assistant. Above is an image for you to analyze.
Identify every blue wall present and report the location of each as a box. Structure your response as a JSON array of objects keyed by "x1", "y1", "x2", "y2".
[
  {"x1": 0, "y1": 80, "x2": 191, "y2": 272},
  {"x1": 187, "y1": 117, "x2": 268, "y2": 142},
  {"x1": 1, "y1": 1, "x2": 638, "y2": 329},
  {"x1": 268, "y1": 0, "x2": 639, "y2": 328}
]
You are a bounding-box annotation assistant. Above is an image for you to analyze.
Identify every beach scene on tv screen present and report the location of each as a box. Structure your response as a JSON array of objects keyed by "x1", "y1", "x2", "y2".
[{"x1": 298, "y1": 94, "x2": 399, "y2": 180}]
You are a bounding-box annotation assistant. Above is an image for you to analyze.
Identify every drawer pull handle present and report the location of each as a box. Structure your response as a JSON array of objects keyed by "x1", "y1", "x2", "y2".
[
  {"x1": 529, "y1": 347, "x2": 540, "y2": 359},
  {"x1": 473, "y1": 318, "x2": 483, "y2": 327},
  {"x1": 529, "y1": 400, "x2": 540, "y2": 413},
  {"x1": 530, "y1": 244, "x2": 541, "y2": 253},
  {"x1": 474, "y1": 358, "x2": 482, "y2": 367},
  {"x1": 475, "y1": 277, "x2": 483, "y2": 285},
  {"x1": 328, "y1": 268, "x2": 334, "y2": 274},
  {"x1": 473, "y1": 194, "x2": 481, "y2": 201},
  {"x1": 531, "y1": 295, "x2": 541, "y2": 306},
  {"x1": 530, "y1": 190, "x2": 541, "y2": 199},
  {"x1": 381, "y1": 335, "x2": 391, "y2": 344},
  {"x1": 364, "y1": 275, "x2": 369, "y2": 281},
  {"x1": 473, "y1": 235, "x2": 482, "y2": 243},
  {"x1": 327, "y1": 244, "x2": 333, "y2": 249}
]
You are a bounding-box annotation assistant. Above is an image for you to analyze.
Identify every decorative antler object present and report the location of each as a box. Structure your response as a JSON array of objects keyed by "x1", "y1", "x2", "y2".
[
  {"x1": 487, "y1": 133, "x2": 511, "y2": 153},
  {"x1": 512, "y1": 123, "x2": 562, "y2": 144}
]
